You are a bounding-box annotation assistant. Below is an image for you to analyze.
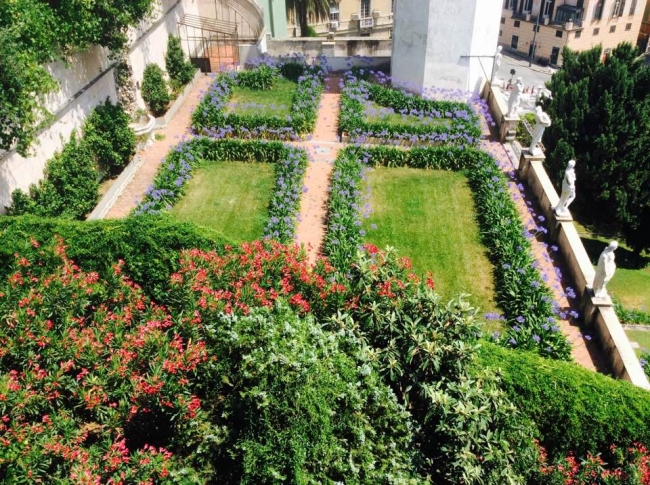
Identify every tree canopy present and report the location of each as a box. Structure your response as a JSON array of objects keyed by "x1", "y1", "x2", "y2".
[
  {"x1": 543, "y1": 43, "x2": 650, "y2": 253},
  {"x1": 0, "y1": 0, "x2": 156, "y2": 155},
  {"x1": 286, "y1": 0, "x2": 330, "y2": 37}
]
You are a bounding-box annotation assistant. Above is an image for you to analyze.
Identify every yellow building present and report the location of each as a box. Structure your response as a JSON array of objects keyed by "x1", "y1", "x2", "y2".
[
  {"x1": 499, "y1": 0, "x2": 646, "y2": 65},
  {"x1": 286, "y1": 0, "x2": 394, "y2": 38},
  {"x1": 638, "y1": 0, "x2": 650, "y2": 52}
]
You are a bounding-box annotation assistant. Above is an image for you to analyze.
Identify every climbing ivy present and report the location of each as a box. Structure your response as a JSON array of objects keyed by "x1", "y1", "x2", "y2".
[{"x1": 0, "y1": 0, "x2": 157, "y2": 155}]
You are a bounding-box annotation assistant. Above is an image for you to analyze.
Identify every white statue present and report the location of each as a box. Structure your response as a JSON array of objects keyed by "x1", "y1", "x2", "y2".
[
  {"x1": 554, "y1": 159, "x2": 576, "y2": 217},
  {"x1": 492, "y1": 46, "x2": 503, "y2": 83},
  {"x1": 593, "y1": 241, "x2": 618, "y2": 299},
  {"x1": 529, "y1": 105, "x2": 551, "y2": 156},
  {"x1": 507, "y1": 77, "x2": 524, "y2": 117}
]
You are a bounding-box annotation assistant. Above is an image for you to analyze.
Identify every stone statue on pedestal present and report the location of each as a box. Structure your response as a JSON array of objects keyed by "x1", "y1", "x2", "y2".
[
  {"x1": 506, "y1": 77, "x2": 524, "y2": 117},
  {"x1": 492, "y1": 46, "x2": 503, "y2": 83},
  {"x1": 554, "y1": 159, "x2": 576, "y2": 217},
  {"x1": 593, "y1": 241, "x2": 618, "y2": 299},
  {"x1": 529, "y1": 105, "x2": 551, "y2": 156}
]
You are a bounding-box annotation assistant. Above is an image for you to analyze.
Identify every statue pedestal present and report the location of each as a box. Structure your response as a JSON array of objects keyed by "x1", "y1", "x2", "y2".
[
  {"x1": 518, "y1": 151, "x2": 545, "y2": 181},
  {"x1": 548, "y1": 209, "x2": 573, "y2": 241},
  {"x1": 583, "y1": 290, "x2": 614, "y2": 328},
  {"x1": 502, "y1": 115, "x2": 519, "y2": 143}
]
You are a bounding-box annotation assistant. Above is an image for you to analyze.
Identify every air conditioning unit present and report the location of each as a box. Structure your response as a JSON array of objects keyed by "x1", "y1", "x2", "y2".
[
  {"x1": 352, "y1": 12, "x2": 361, "y2": 20},
  {"x1": 329, "y1": 21, "x2": 339, "y2": 30},
  {"x1": 564, "y1": 21, "x2": 574, "y2": 30},
  {"x1": 524, "y1": 12, "x2": 531, "y2": 20},
  {"x1": 543, "y1": 16, "x2": 550, "y2": 25},
  {"x1": 372, "y1": 9, "x2": 381, "y2": 18}
]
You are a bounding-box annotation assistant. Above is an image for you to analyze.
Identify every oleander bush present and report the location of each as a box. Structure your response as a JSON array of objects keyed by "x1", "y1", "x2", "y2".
[
  {"x1": 165, "y1": 35, "x2": 196, "y2": 90},
  {"x1": 134, "y1": 137, "x2": 307, "y2": 244},
  {"x1": 191, "y1": 63, "x2": 325, "y2": 139},
  {"x1": 0, "y1": 214, "x2": 232, "y2": 302},
  {"x1": 83, "y1": 98, "x2": 135, "y2": 176},
  {"x1": 7, "y1": 134, "x2": 99, "y2": 220},
  {"x1": 325, "y1": 145, "x2": 572, "y2": 360},
  {"x1": 142, "y1": 63, "x2": 171, "y2": 116},
  {"x1": 339, "y1": 71, "x2": 482, "y2": 145}
]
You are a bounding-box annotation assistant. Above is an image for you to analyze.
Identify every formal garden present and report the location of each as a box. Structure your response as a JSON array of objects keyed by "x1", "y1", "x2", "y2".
[{"x1": 2, "y1": 49, "x2": 650, "y2": 483}]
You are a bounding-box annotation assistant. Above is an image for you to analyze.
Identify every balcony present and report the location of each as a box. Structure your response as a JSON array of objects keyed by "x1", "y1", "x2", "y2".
[{"x1": 359, "y1": 17, "x2": 374, "y2": 28}]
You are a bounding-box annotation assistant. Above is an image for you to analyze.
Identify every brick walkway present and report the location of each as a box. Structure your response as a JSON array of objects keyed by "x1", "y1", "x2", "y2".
[
  {"x1": 293, "y1": 76, "x2": 343, "y2": 265},
  {"x1": 105, "y1": 74, "x2": 214, "y2": 218}
]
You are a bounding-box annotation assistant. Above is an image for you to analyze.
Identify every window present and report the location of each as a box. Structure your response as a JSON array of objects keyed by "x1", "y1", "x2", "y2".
[
  {"x1": 511, "y1": 34, "x2": 519, "y2": 49},
  {"x1": 391, "y1": 0, "x2": 394, "y2": 13},
  {"x1": 514, "y1": 20, "x2": 520, "y2": 27},
  {"x1": 612, "y1": 0, "x2": 625, "y2": 17},
  {"x1": 533, "y1": 24, "x2": 540, "y2": 32},
  {"x1": 504, "y1": 0, "x2": 515, "y2": 9},
  {"x1": 501, "y1": 16, "x2": 506, "y2": 24},
  {"x1": 574, "y1": 30, "x2": 582, "y2": 38},
  {"x1": 543, "y1": 0, "x2": 553, "y2": 17},
  {"x1": 360, "y1": 0, "x2": 371, "y2": 18},
  {"x1": 500, "y1": 29, "x2": 503, "y2": 36},
  {"x1": 593, "y1": 0, "x2": 604, "y2": 20},
  {"x1": 523, "y1": 0, "x2": 533, "y2": 12},
  {"x1": 630, "y1": 0, "x2": 637, "y2": 15},
  {"x1": 329, "y1": 3, "x2": 340, "y2": 22},
  {"x1": 625, "y1": 22, "x2": 632, "y2": 30},
  {"x1": 556, "y1": 30, "x2": 563, "y2": 37},
  {"x1": 610, "y1": 25, "x2": 616, "y2": 32},
  {"x1": 593, "y1": 27, "x2": 600, "y2": 34}
]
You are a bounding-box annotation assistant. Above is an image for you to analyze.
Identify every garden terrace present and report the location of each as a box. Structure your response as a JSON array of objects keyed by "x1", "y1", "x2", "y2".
[
  {"x1": 324, "y1": 145, "x2": 573, "y2": 360},
  {"x1": 191, "y1": 63, "x2": 325, "y2": 141},
  {"x1": 134, "y1": 138, "x2": 307, "y2": 245},
  {"x1": 339, "y1": 73, "x2": 482, "y2": 145}
]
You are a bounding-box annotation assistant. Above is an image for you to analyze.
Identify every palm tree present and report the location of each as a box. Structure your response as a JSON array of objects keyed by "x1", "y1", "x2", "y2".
[{"x1": 286, "y1": 0, "x2": 331, "y2": 37}]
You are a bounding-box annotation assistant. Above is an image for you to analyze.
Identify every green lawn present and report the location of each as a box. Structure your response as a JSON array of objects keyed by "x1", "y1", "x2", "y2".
[
  {"x1": 227, "y1": 77, "x2": 297, "y2": 117},
  {"x1": 624, "y1": 329, "x2": 650, "y2": 356},
  {"x1": 171, "y1": 161, "x2": 275, "y2": 242},
  {"x1": 363, "y1": 101, "x2": 450, "y2": 127},
  {"x1": 575, "y1": 222, "x2": 650, "y2": 312},
  {"x1": 364, "y1": 167, "x2": 499, "y2": 317}
]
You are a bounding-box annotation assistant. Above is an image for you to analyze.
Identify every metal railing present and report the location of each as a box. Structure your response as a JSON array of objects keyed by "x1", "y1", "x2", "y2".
[{"x1": 220, "y1": 0, "x2": 264, "y2": 39}]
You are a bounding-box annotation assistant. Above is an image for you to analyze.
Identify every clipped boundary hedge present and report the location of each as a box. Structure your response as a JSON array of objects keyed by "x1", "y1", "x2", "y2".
[
  {"x1": 191, "y1": 63, "x2": 325, "y2": 140},
  {"x1": 0, "y1": 215, "x2": 232, "y2": 302},
  {"x1": 478, "y1": 342, "x2": 650, "y2": 460},
  {"x1": 339, "y1": 74, "x2": 482, "y2": 145},
  {"x1": 324, "y1": 145, "x2": 572, "y2": 360},
  {"x1": 134, "y1": 138, "x2": 308, "y2": 244}
]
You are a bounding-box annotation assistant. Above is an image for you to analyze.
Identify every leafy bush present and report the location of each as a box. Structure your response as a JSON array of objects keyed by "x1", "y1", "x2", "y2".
[
  {"x1": 0, "y1": 214, "x2": 232, "y2": 302},
  {"x1": 515, "y1": 112, "x2": 536, "y2": 147},
  {"x1": 191, "y1": 65, "x2": 325, "y2": 139},
  {"x1": 141, "y1": 63, "x2": 171, "y2": 116},
  {"x1": 165, "y1": 35, "x2": 196, "y2": 90},
  {"x1": 614, "y1": 297, "x2": 650, "y2": 325},
  {"x1": 339, "y1": 73, "x2": 482, "y2": 145},
  {"x1": 326, "y1": 145, "x2": 572, "y2": 360},
  {"x1": 278, "y1": 62, "x2": 305, "y2": 82},
  {"x1": 8, "y1": 134, "x2": 99, "y2": 219},
  {"x1": 236, "y1": 64, "x2": 279, "y2": 90},
  {"x1": 133, "y1": 137, "x2": 307, "y2": 244},
  {"x1": 83, "y1": 98, "x2": 135, "y2": 176},
  {"x1": 478, "y1": 342, "x2": 650, "y2": 460}
]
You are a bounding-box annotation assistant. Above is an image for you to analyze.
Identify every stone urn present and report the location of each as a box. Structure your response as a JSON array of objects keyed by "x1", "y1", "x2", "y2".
[{"x1": 129, "y1": 113, "x2": 156, "y2": 149}]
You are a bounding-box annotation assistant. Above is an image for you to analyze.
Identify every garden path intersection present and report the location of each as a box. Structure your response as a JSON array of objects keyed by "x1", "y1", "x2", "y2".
[{"x1": 108, "y1": 69, "x2": 600, "y2": 372}]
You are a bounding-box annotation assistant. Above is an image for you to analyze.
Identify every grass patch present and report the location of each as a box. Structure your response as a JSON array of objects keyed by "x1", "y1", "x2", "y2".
[
  {"x1": 364, "y1": 166, "x2": 499, "y2": 317},
  {"x1": 227, "y1": 77, "x2": 297, "y2": 117},
  {"x1": 171, "y1": 161, "x2": 275, "y2": 242},
  {"x1": 575, "y1": 222, "x2": 650, "y2": 311},
  {"x1": 624, "y1": 329, "x2": 650, "y2": 355},
  {"x1": 363, "y1": 100, "x2": 450, "y2": 128}
]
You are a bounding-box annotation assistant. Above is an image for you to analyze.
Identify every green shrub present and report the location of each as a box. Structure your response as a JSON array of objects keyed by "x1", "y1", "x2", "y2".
[
  {"x1": 141, "y1": 63, "x2": 171, "y2": 116},
  {"x1": 8, "y1": 134, "x2": 99, "y2": 219},
  {"x1": 279, "y1": 62, "x2": 305, "y2": 82},
  {"x1": 236, "y1": 64, "x2": 279, "y2": 90},
  {"x1": 515, "y1": 112, "x2": 536, "y2": 147},
  {"x1": 83, "y1": 98, "x2": 135, "y2": 176},
  {"x1": 0, "y1": 214, "x2": 232, "y2": 302},
  {"x1": 165, "y1": 35, "x2": 195, "y2": 90},
  {"x1": 305, "y1": 25, "x2": 318, "y2": 37},
  {"x1": 477, "y1": 342, "x2": 650, "y2": 460}
]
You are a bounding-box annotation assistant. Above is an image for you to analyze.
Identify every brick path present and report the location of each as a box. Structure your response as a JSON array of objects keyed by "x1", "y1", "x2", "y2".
[
  {"x1": 105, "y1": 74, "x2": 214, "y2": 218},
  {"x1": 293, "y1": 76, "x2": 343, "y2": 265}
]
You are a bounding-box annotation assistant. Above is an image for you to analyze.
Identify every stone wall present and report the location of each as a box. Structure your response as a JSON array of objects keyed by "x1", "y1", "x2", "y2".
[{"x1": 0, "y1": 0, "x2": 200, "y2": 213}]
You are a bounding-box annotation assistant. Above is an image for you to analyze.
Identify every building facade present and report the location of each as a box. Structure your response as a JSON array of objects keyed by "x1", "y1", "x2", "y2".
[
  {"x1": 639, "y1": 0, "x2": 650, "y2": 52},
  {"x1": 286, "y1": 0, "x2": 395, "y2": 38},
  {"x1": 499, "y1": 0, "x2": 646, "y2": 66}
]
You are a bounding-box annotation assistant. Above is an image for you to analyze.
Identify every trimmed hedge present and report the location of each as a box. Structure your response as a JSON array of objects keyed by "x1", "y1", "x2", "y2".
[
  {"x1": 325, "y1": 145, "x2": 572, "y2": 360},
  {"x1": 339, "y1": 73, "x2": 482, "y2": 145},
  {"x1": 0, "y1": 215, "x2": 232, "y2": 302},
  {"x1": 134, "y1": 138, "x2": 307, "y2": 244},
  {"x1": 477, "y1": 342, "x2": 650, "y2": 460},
  {"x1": 141, "y1": 63, "x2": 171, "y2": 116},
  {"x1": 191, "y1": 63, "x2": 325, "y2": 140}
]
